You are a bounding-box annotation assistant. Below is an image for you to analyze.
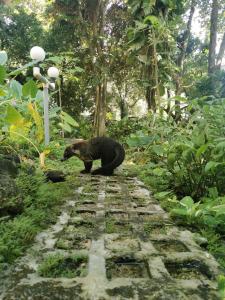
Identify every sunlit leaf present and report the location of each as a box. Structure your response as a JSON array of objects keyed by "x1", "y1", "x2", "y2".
[
  {"x1": 61, "y1": 111, "x2": 79, "y2": 127},
  {"x1": 5, "y1": 105, "x2": 23, "y2": 124},
  {"x1": 180, "y1": 196, "x2": 194, "y2": 209},
  {"x1": 22, "y1": 80, "x2": 38, "y2": 98},
  {"x1": 0, "y1": 66, "x2": 6, "y2": 84},
  {"x1": 27, "y1": 102, "x2": 44, "y2": 143},
  {"x1": 205, "y1": 161, "x2": 220, "y2": 172},
  {"x1": 58, "y1": 122, "x2": 72, "y2": 133},
  {"x1": 10, "y1": 80, "x2": 22, "y2": 99},
  {"x1": 0, "y1": 51, "x2": 8, "y2": 65}
]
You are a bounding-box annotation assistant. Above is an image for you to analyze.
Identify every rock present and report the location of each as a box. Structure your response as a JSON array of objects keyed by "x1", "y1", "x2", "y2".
[
  {"x1": 0, "y1": 174, "x2": 23, "y2": 216},
  {"x1": 0, "y1": 154, "x2": 20, "y2": 178}
]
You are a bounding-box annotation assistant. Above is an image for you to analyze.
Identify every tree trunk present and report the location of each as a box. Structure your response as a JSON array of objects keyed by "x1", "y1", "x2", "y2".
[
  {"x1": 216, "y1": 31, "x2": 225, "y2": 69},
  {"x1": 176, "y1": 0, "x2": 196, "y2": 95},
  {"x1": 92, "y1": 0, "x2": 108, "y2": 137},
  {"x1": 145, "y1": 46, "x2": 156, "y2": 112},
  {"x1": 120, "y1": 98, "x2": 128, "y2": 119},
  {"x1": 146, "y1": 84, "x2": 156, "y2": 112},
  {"x1": 94, "y1": 78, "x2": 106, "y2": 136},
  {"x1": 208, "y1": 0, "x2": 219, "y2": 74},
  {"x1": 177, "y1": 0, "x2": 196, "y2": 71},
  {"x1": 174, "y1": 0, "x2": 195, "y2": 122}
]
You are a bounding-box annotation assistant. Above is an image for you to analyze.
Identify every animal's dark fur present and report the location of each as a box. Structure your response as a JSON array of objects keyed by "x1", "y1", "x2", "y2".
[{"x1": 61, "y1": 137, "x2": 125, "y2": 175}]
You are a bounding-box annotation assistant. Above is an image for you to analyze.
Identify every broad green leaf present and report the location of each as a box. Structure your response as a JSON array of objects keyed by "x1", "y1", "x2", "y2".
[
  {"x1": 9, "y1": 121, "x2": 31, "y2": 142},
  {"x1": 151, "y1": 145, "x2": 164, "y2": 156},
  {"x1": 10, "y1": 80, "x2": 22, "y2": 99},
  {"x1": 58, "y1": 122, "x2": 72, "y2": 133},
  {"x1": 171, "y1": 208, "x2": 187, "y2": 216},
  {"x1": 35, "y1": 90, "x2": 44, "y2": 101},
  {"x1": 173, "y1": 96, "x2": 187, "y2": 102},
  {"x1": 61, "y1": 111, "x2": 79, "y2": 127},
  {"x1": 0, "y1": 51, "x2": 8, "y2": 65},
  {"x1": 49, "y1": 107, "x2": 60, "y2": 119},
  {"x1": 0, "y1": 66, "x2": 6, "y2": 84},
  {"x1": 0, "y1": 87, "x2": 6, "y2": 96},
  {"x1": 144, "y1": 15, "x2": 159, "y2": 26},
  {"x1": 5, "y1": 105, "x2": 23, "y2": 124},
  {"x1": 205, "y1": 161, "x2": 220, "y2": 172},
  {"x1": 155, "y1": 191, "x2": 173, "y2": 200},
  {"x1": 215, "y1": 141, "x2": 225, "y2": 150},
  {"x1": 180, "y1": 196, "x2": 194, "y2": 209},
  {"x1": 196, "y1": 144, "x2": 208, "y2": 158},
  {"x1": 210, "y1": 205, "x2": 225, "y2": 215},
  {"x1": 167, "y1": 153, "x2": 176, "y2": 168},
  {"x1": 22, "y1": 80, "x2": 38, "y2": 98}
]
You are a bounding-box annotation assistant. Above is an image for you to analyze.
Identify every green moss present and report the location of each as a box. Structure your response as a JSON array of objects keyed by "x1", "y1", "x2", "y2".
[
  {"x1": 105, "y1": 219, "x2": 132, "y2": 234},
  {"x1": 0, "y1": 159, "x2": 75, "y2": 265},
  {"x1": 143, "y1": 223, "x2": 166, "y2": 235},
  {"x1": 38, "y1": 253, "x2": 88, "y2": 278}
]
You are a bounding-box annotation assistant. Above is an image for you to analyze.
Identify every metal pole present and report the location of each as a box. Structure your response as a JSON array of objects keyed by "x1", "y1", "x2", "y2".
[
  {"x1": 33, "y1": 67, "x2": 56, "y2": 146},
  {"x1": 43, "y1": 83, "x2": 50, "y2": 145}
]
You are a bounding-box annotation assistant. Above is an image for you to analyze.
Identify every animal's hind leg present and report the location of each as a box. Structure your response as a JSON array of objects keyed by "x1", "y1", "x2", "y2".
[
  {"x1": 101, "y1": 169, "x2": 114, "y2": 176},
  {"x1": 91, "y1": 158, "x2": 114, "y2": 175}
]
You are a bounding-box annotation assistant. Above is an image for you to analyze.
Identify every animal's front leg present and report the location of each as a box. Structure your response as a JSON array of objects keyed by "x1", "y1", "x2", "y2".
[{"x1": 80, "y1": 161, "x2": 93, "y2": 174}]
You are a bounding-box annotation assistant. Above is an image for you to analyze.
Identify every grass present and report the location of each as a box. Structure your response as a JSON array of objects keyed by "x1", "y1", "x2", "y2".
[
  {"x1": 38, "y1": 253, "x2": 88, "y2": 278},
  {"x1": 105, "y1": 218, "x2": 132, "y2": 234},
  {"x1": 0, "y1": 145, "x2": 83, "y2": 268}
]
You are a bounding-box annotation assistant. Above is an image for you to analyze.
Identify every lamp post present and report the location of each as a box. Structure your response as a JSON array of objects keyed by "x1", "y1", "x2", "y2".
[{"x1": 30, "y1": 46, "x2": 59, "y2": 146}]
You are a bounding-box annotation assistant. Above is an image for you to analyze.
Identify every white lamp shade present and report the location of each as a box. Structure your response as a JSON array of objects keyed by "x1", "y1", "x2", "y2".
[
  {"x1": 30, "y1": 46, "x2": 45, "y2": 61},
  {"x1": 47, "y1": 67, "x2": 59, "y2": 78}
]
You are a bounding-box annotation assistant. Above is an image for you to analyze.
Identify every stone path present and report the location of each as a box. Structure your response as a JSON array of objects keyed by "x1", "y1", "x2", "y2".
[{"x1": 0, "y1": 175, "x2": 221, "y2": 299}]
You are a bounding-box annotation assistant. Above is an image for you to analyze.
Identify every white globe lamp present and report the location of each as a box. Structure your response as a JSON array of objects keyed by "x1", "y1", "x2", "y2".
[
  {"x1": 30, "y1": 46, "x2": 45, "y2": 62},
  {"x1": 47, "y1": 67, "x2": 59, "y2": 78}
]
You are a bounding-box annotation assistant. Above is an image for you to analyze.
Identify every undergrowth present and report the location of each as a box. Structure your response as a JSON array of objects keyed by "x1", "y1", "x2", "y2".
[
  {"x1": 0, "y1": 145, "x2": 83, "y2": 269},
  {"x1": 123, "y1": 101, "x2": 225, "y2": 279}
]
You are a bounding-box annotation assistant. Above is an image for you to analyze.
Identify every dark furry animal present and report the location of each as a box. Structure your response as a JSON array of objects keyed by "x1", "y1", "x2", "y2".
[
  {"x1": 61, "y1": 137, "x2": 125, "y2": 176},
  {"x1": 44, "y1": 170, "x2": 66, "y2": 183}
]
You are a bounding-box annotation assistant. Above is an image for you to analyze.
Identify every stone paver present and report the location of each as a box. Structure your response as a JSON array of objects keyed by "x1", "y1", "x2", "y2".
[{"x1": 0, "y1": 175, "x2": 220, "y2": 299}]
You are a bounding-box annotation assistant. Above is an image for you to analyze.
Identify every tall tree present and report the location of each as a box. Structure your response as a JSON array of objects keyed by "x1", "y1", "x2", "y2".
[
  {"x1": 0, "y1": 6, "x2": 44, "y2": 64},
  {"x1": 216, "y1": 32, "x2": 225, "y2": 69},
  {"x1": 208, "y1": 0, "x2": 219, "y2": 74},
  {"x1": 176, "y1": 0, "x2": 196, "y2": 95},
  {"x1": 127, "y1": 0, "x2": 185, "y2": 111},
  {"x1": 86, "y1": 0, "x2": 109, "y2": 137}
]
